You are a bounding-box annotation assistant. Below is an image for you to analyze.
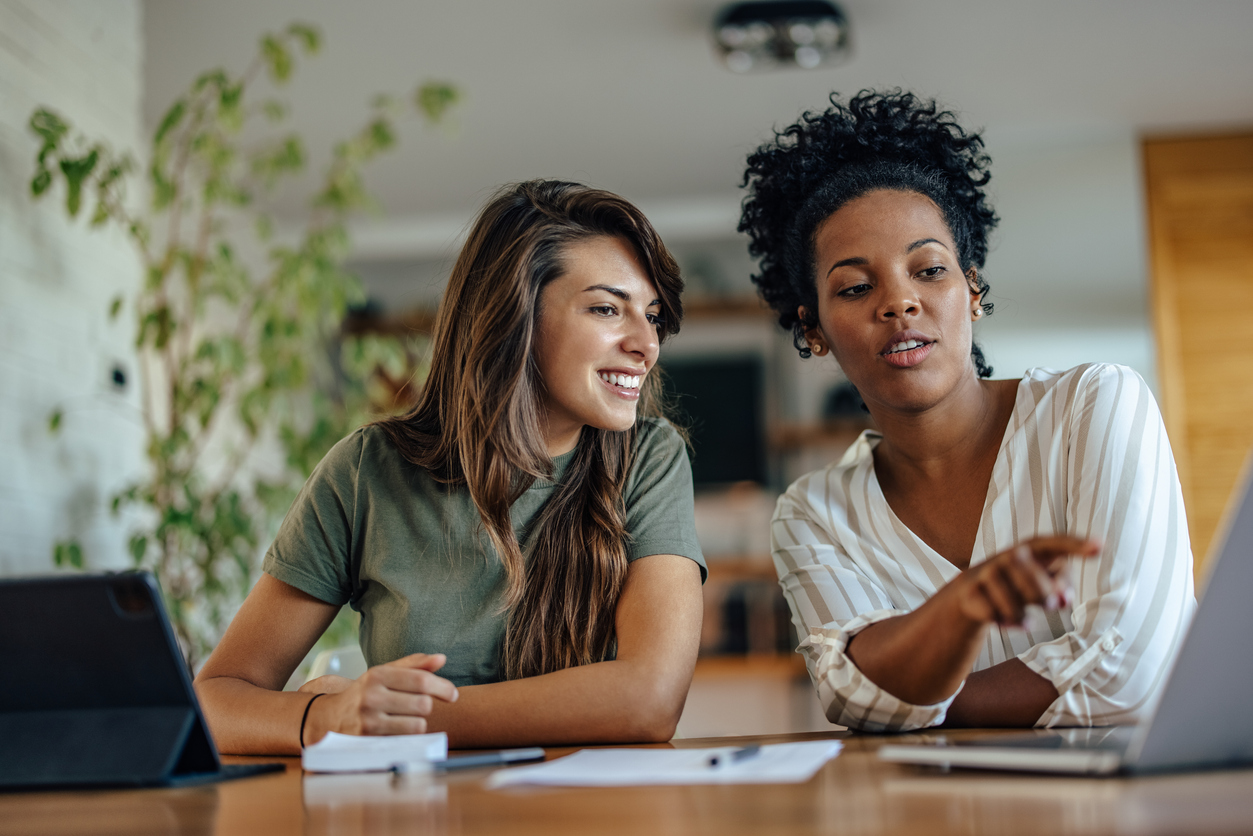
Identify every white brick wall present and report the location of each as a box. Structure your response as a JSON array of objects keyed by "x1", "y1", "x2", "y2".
[{"x1": 0, "y1": 0, "x2": 145, "y2": 574}]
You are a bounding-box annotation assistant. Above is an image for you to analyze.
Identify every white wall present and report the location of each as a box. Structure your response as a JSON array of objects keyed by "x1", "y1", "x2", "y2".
[
  {"x1": 0, "y1": 0, "x2": 146, "y2": 574},
  {"x1": 977, "y1": 132, "x2": 1157, "y2": 391}
]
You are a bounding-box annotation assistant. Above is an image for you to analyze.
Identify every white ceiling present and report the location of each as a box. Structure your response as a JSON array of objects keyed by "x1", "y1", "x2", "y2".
[{"x1": 144, "y1": 0, "x2": 1253, "y2": 237}]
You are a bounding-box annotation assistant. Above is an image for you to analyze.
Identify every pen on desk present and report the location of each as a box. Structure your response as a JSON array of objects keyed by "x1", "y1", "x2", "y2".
[
  {"x1": 706, "y1": 745, "x2": 761, "y2": 769},
  {"x1": 437, "y1": 748, "x2": 547, "y2": 772}
]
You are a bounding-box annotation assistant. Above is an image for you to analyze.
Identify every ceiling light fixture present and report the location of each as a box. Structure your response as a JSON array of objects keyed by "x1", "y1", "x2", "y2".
[{"x1": 713, "y1": 1, "x2": 850, "y2": 73}]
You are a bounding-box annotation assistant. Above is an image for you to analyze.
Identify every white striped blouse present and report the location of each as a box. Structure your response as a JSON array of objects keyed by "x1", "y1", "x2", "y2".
[{"x1": 772, "y1": 363, "x2": 1196, "y2": 731}]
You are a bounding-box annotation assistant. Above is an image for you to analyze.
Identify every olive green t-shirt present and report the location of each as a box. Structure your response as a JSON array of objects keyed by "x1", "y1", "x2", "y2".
[{"x1": 262, "y1": 417, "x2": 705, "y2": 686}]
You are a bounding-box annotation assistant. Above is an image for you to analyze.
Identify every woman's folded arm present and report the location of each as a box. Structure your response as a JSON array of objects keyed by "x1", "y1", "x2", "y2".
[
  {"x1": 415, "y1": 553, "x2": 702, "y2": 747},
  {"x1": 197, "y1": 553, "x2": 703, "y2": 753}
]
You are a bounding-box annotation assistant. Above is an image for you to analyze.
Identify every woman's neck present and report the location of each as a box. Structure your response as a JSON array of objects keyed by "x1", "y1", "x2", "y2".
[
  {"x1": 870, "y1": 375, "x2": 1018, "y2": 485},
  {"x1": 543, "y1": 424, "x2": 582, "y2": 458}
]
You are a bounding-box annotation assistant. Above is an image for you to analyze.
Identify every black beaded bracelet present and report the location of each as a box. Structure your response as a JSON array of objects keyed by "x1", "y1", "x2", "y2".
[{"x1": 300, "y1": 692, "x2": 326, "y2": 749}]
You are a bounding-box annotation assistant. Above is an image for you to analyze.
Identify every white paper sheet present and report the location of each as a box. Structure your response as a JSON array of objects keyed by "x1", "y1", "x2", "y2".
[
  {"x1": 486, "y1": 740, "x2": 842, "y2": 788},
  {"x1": 302, "y1": 731, "x2": 449, "y2": 773}
]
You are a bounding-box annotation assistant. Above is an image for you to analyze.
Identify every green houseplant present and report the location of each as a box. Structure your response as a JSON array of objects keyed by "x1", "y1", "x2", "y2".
[{"x1": 30, "y1": 23, "x2": 456, "y2": 666}]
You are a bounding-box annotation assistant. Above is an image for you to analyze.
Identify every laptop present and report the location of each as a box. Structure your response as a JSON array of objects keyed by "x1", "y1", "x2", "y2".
[
  {"x1": 878, "y1": 459, "x2": 1253, "y2": 775},
  {"x1": 0, "y1": 571, "x2": 284, "y2": 789}
]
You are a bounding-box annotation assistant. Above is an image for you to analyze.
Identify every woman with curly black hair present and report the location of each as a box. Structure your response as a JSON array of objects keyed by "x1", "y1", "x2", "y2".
[{"x1": 746, "y1": 91, "x2": 1194, "y2": 731}]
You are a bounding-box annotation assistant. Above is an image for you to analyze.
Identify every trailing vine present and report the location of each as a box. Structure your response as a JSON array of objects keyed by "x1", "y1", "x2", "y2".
[{"x1": 30, "y1": 23, "x2": 457, "y2": 666}]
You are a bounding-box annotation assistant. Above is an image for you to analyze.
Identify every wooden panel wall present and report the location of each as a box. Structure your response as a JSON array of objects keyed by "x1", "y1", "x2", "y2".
[{"x1": 1143, "y1": 133, "x2": 1253, "y2": 578}]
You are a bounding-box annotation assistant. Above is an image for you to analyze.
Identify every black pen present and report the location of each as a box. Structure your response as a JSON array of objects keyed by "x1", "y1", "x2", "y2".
[
  {"x1": 436, "y1": 747, "x2": 546, "y2": 772},
  {"x1": 388, "y1": 748, "x2": 545, "y2": 777},
  {"x1": 706, "y1": 745, "x2": 762, "y2": 769}
]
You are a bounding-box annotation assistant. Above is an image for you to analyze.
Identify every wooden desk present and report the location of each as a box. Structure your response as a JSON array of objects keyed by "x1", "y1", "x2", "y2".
[{"x1": 5, "y1": 730, "x2": 1253, "y2": 836}]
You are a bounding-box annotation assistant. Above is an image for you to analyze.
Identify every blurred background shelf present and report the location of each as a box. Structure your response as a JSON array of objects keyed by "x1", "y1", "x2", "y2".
[
  {"x1": 681, "y1": 295, "x2": 775, "y2": 320},
  {"x1": 690, "y1": 551, "x2": 838, "y2": 736},
  {"x1": 693, "y1": 653, "x2": 806, "y2": 679},
  {"x1": 679, "y1": 650, "x2": 835, "y2": 739}
]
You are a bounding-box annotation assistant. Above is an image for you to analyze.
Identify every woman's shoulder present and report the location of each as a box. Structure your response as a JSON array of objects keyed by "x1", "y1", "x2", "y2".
[
  {"x1": 1019, "y1": 362, "x2": 1156, "y2": 414},
  {"x1": 303, "y1": 426, "x2": 369, "y2": 482},
  {"x1": 775, "y1": 429, "x2": 880, "y2": 523},
  {"x1": 630, "y1": 415, "x2": 687, "y2": 458},
  {"x1": 308, "y1": 424, "x2": 428, "y2": 488},
  {"x1": 622, "y1": 416, "x2": 693, "y2": 503},
  {"x1": 1023, "y1": 361, "x2": 1149, "y2": 389}
]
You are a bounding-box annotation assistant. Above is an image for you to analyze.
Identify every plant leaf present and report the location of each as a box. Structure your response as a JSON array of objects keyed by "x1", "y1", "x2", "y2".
[
  {"x1": 153, "y1": 99, "x2": 186, "y2": 147},
  {"x1": 262, "y1": 35, "x2": 293, "y2": 82},
  {"x1": 59, "y1": 149, "x2": 99, "y2": 216},
  {"x1": 129, "y1": 534, "x2": 147, "y2": 566},
  {"x1": 48, "y1": 409, "x2": 63, "y2": 434},
  {"x1": 150, "y1": 165, "x2": 177, "y2": 210},
  {"x1": 218, "y1": 83, "x2": 244, "y2": 132},
  {"x1": 30, "y1": 167, "x2": 52, "y2": 196},
  {"x1": 28, "y1": 109, "x2": 68, "y2": 147},
  {"x1": 193, "y1": 69, "x2": 228, "y2": 93},
  {"x1": 415, "y1": 83, "x2": 459, "y2": 122},
  {"x1": 54, "y1": 540, "x2": 84, "y2": 569},
  {"x1": 367, "y1": 118, "x2": 395, "y2": 152},
  {"x1": 287, "y1": 23, "x2": 321, "y2": 54}
]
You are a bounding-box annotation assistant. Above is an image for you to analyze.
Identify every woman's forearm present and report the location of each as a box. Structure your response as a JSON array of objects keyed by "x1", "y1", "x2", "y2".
[
  {"x1": 845, "y1": 537, "x2": 1094, "y2": 713},
  {"x1": 844, "y1": 586, "x2": 988, "y2": 706},
  {"x1": 203, "y1": 653, "x2": 690, "y2": 754},
  {"x1": 940, "y1": 658, "x2": 1058, "y2": 727},
  {"x1": 419, "y1": 657, "x2": 688, "y2": 748},
  {"x1": 413, "y1": 553, "x2": 702, "y2": 749},
  {"x1": 195, "y1": 675, "x2": 315, "y2": 755},
  {"x1": 843, "y1": 592, "x2": 1059, "y2": 724},
  {"x1": 197, "y1": 557, "x2": 700, "y2": 753}
]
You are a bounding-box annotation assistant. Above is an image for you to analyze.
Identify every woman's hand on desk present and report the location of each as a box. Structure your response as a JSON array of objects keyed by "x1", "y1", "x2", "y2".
[
  {"x1": 304, "y1": 653, "x2": 459, "y2": 743},
  {"x1": 950, "y1": 536, "x2": 1100, "y2": 628}
]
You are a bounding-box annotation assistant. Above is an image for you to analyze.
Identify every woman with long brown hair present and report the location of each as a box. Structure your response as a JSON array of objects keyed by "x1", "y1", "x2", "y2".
[{"x1": 194, "y1": 180, "x2": 705, "y2": 753}]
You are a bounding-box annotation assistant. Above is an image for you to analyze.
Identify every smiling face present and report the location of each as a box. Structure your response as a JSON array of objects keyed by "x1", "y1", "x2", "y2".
[
  {"x1": 803, "y1": 188, "x2": 983, "y2": 415},
  {"x1": 533, "y1": 235, "x2": 663, "y2": 456}
]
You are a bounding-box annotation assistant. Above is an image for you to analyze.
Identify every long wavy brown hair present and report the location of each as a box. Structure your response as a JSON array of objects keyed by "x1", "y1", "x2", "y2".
[{"x1": 374, "y1": 180, "x2": 684, "y2": 679}]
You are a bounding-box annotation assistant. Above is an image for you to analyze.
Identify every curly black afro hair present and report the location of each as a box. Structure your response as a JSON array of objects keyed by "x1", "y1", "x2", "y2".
[{"x1": 739, "y1": 89, "x2": 999, "y2": 376}]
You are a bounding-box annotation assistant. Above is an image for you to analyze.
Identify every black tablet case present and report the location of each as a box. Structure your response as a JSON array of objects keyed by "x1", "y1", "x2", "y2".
[{"x1": 0, "y1": 573, "x2": 283, "y2": 789}]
